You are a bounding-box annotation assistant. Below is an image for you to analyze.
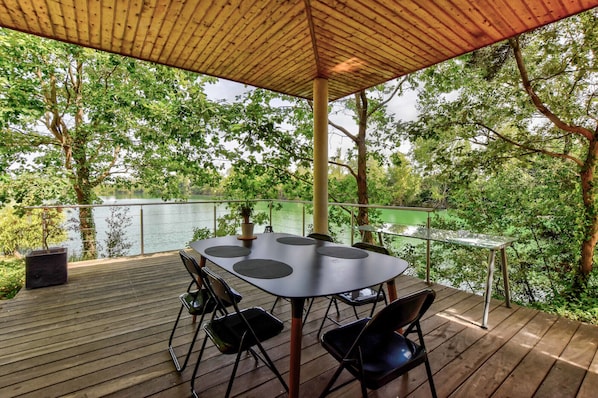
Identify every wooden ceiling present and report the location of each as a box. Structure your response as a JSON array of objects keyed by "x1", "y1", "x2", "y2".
[{"x1": 0, "y1": 0, "x2": 596, "y2": 101}]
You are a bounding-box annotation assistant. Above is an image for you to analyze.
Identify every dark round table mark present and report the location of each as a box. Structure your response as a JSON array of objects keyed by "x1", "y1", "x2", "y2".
[
  {"x1": 276, "y1": 237, "x2": 317, "y2": 245},
  {"x1": 204, "y1": 245, "x2": 251, "y2": 258},
  {"x1": 316, "y1": 246, "x2": 369, "y2": 259},
  {"x1": 233, "y1": 259, "x2": 293, "y2": 279}
]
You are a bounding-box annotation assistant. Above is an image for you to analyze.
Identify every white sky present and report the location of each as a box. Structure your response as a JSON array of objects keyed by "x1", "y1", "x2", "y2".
[{"x1": 203, "y1": 78, "x2": 417, "y2": 155}]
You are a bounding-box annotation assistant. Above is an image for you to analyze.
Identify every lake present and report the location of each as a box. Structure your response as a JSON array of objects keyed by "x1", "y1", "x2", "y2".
[{"x1": 64, "y1": 196, "x2": 433, "y2": 259}]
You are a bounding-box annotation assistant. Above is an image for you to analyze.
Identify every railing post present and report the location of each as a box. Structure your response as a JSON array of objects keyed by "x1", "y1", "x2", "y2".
[
  {"x1": 350, "y1": 207, "x2": 355, "y2": 245},
  {"x1": 426, "y1": 212, "x2": 431, "y2": 284},
  {"x1": 302, "y1": 204, "x2": 306, "y2": 236},
  {"x1": 213, "y1": 204, "x2": 217, "y2": 237},
  {"x1": 140, "y1": 206, "x2": 145, "y2": 255}
]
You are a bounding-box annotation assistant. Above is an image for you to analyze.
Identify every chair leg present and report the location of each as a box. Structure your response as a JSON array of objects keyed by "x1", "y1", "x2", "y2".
[
  {"x1": 190, "y1": 330, "x2": 210, "y2": 398},
  {"x1": 225, "y1": 347, "x2": 245, "y2": 398},
  {"x1": 270, "y1": 296, "x2": 281, "y2": 313},
  {"x1": 367, "y1": 285, "x2": 385, "y2": 317},
  {"x1": 170, "y1": 307, "x2": 208, "y2": 372},
  {"x1": 168, "y1": 305, "x2": 187, "y2": 371},
  {"x1": 253, "y1": 338, "x2": 289, "y2": 392},
  {"x1": 319, "y1": 363, "x2": 346, "y2": 398},
  {"x1": 303, "y1": 297, "x2": 314, "y2": 325},
  {"x1": 424, "y1": 356, "x2": 438, "y2": 398},
  {"x1": 317, "y1": 297, "x2": 336, "y2": 338}
]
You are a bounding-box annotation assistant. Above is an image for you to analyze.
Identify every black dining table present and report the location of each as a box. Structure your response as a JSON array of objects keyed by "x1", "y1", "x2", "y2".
[{"x1": 190, "y1": 232, "x2": 409, "y2": 398}]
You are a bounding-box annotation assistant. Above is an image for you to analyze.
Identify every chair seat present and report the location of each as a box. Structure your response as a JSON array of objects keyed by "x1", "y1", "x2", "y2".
[
  {"x1": 336, "y1": 287, "x2": 385, "y2": 305},
  {"x1": 205, "y1": 307, "x2": 284, "y2": 355},
  {"x1": 321, "y1": 318, "x2": 428, "y2": 390},
  {"x1": 180, "y1": 289, "x2": 215, "y2": 315}
]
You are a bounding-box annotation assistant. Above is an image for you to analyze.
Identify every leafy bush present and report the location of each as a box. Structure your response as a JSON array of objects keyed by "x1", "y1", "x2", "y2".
[
  {"x1": 0, "y1": 258, "x2": 25, "y2": 299},
  {"x1": 0, "y1": 205, "x2": 67, "y2": 255}
]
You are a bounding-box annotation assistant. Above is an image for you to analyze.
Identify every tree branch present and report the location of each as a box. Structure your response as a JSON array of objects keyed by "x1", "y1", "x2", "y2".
[{"x1": 509, "y1": 36, "x2": 594, "y2": 141}]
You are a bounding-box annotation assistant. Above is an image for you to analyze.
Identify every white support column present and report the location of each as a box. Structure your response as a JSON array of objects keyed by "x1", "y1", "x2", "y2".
[{"x1": 313, "y1": 78, "x2": 328, "y2": 233}]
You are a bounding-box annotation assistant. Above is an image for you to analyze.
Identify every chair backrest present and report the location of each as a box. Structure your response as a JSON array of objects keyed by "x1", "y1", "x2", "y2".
[
  {"x1": 200, "y1": 267, "x2": 242, "y2": 312},
  {"x1": 365, "y1": 289, "x2": 436, "y2": 335},
  {"x1": 179, "y1": 250, "x2": 202, "y2": 289},
  {"x1": 352, "y1": 242, "x2": 389, "y2": 255},
  {"x1": 308, "y1": 232, "x2": 334, "y2": 242},
  {"x1": 264, "y1": 225, "x2": 274, "y2": 233}
]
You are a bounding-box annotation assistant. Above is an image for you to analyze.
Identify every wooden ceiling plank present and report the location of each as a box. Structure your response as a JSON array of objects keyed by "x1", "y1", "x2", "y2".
[
  {"x1": 87, "y1": 0, "x2": 102, "y2": 48},
  {"x1": 478, "y1": 0, "x2": 528, "y2": 37},
  {"x1": 34, "y1": 0, "x2": 58, "y2": 39},
  {"x1": 247, "y1": 26, "x2": 316, "y2": 84},
  {"x1": 220, "y1": 4, "x2": 310, "y2": 80},
  {"x1": 111, "y1": 0, "x2": 132, "y2": 54},
  {"x1": 154, "y1": 0, "x2": 203, "y2": 62},
  {"x1": 316, "y1": 49, "x2": 403, "y2": 84},
  {"x1": 202, "y1": 0, "x2": 301, "y2": 75},
  {"x1": 57, "y1": 0, "x2": 78, "y2": 43},
  {"x1": 0, "y1": 1, "x2": 27, "y2": 31},
  {"x1": 129, "y1": 0, "x2": 157, "y2": 59},
  {"x1": 121, "y1": 0, "x2": 145, "y2": 55},
  {"x1": 313, "y1": 25, "x2": 422, "y2": 76},
  {"x1": 405, "y1": 0, "x2": 482, "y2": 50},
  {"x1": 147, "y1": 0, "x2": 180, "y2": 60},
  {"x1": 353, "y1": 0, "x2": 464, "y2": 56},
  {"x1": 184, "y1": 0, "x2": 264, "y2": 71},
  {"x1": 71, "y1": 0, "x2": 89, "y2": 44},
  {"x1": 450, "y1": 0, "x2": 505, "y2": 42},
  {"x1": 99, "y1": 0, "x2": 117, "y2": 51},
  {"x1": 353, "y1": 0, "x2": 455, "y2": 56},
  {"x1": 173, "y1": 0, "x2": 225, "y2": 69},
  {"x1": 191, "y1": 0, "x2": 266, "y2": 72},
  {"x1": 139, "y1": 0, "x2": 169, "y2": 60},
  {"x1": 312, "y1": 1, "x2": 444, "y2": 72}
]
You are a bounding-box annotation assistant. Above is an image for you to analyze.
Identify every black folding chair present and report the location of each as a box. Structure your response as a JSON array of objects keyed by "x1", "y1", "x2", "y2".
[
  {"x1": 191, "y1": 267, "x2": 289, "y2": 398},
  {"x1": 317, "y1": 242, "x2": 389, "y2": 337},
  {"x1": 168, "y1": 250, "x2": 241, "y2": 371},
  {"x1": 319, "y1": 289, "x2": 438, "y2": 398}
]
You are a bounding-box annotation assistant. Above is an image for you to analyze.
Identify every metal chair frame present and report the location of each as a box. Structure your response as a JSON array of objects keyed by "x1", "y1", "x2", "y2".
[
  {"x1": 319, "y1": 289, "x2": 438, "y2": 398},
  {"x1": 191, "y1": 267, "x2": 288, "y2": 398}
]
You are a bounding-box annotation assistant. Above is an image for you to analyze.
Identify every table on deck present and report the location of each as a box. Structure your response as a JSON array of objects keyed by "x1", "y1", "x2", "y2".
[
  {"x1": 359, "y1": 224, "x2": 516, "y2": 328},
  {"x1": 191, "y1": 232, "x2": 408, "y2": 398}
]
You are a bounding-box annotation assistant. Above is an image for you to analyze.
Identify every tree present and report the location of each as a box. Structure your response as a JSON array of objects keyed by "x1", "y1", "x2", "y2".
[
  {"x1": 0, "y1": 29, "x2": 223, "y2": 258},
  {"x1": 220, "y1": 81, "x2": 419, "y2": 239},
  {"x1": 404, "y1": 10, "x2": 597, "y2": 285},
  {"x1": 327, "y1": 79, "x2": 415, "y2": 237}
]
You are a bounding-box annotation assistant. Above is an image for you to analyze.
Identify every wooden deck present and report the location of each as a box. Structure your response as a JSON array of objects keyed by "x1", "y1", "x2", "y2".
[{"x1": 1, "y1": 251, "x2": 597, "y2": 398}]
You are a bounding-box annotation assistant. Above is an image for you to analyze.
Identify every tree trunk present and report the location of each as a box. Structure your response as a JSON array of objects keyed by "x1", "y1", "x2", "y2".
[
  {"x1": 355, "y1": 91, "x2": 372, "y2": 242},
  {"x1": 579, "y1": 138, "x2": 598, "y2": 277}
]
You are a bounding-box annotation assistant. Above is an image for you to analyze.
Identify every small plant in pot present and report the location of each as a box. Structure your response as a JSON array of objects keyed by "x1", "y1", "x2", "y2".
[
  {"x1": 238, "y1": 201, "x2": 255, "y2": 239},
  {"x1": 25, "y1": 208, "x2": 68, "y2": 289}
]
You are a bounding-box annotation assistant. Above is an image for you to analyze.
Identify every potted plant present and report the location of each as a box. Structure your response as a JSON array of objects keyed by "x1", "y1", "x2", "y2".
[
  {"x1": 238, "y1": 201, "x2": 255, "y2": 239},
  {"x1": 25, "y1": 208, "x2": 68, "y2": 289}
]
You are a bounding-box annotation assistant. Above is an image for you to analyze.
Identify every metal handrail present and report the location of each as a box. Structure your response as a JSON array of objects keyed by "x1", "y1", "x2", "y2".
[{"x1": 24, "y1": 199, "x2": 437, "y2": 260}]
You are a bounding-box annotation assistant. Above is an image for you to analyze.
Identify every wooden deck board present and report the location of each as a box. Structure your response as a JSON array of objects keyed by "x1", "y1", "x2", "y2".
[{"x1": 1, "y1": 251, "x2": 596, "y2": 397}]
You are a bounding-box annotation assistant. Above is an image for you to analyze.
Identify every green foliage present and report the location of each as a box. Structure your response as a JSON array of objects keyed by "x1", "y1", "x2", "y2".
[
  {"x1": 100, "y1": 207, "x2": 133, "y2": 258},
  {"x1": 401, "y1": 9, "x2": 597, "y2": 322},
  {"x1": 0, "y1": 258, "x2": 24, "y2": 300},
  {"x1": 0, "y1": 206, "x2": 67, "y2": 255},
  {"x1": 0, "y1": 28, "x2": 225, "y2": 258},
  {"x1": 531, "y1": 269, "x2": 598, "y2": 324}
]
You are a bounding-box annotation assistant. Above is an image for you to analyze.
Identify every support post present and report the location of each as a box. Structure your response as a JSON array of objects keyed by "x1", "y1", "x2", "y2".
[{"x1": 313, "y1": 78, "x2": 328, "y2": 233}]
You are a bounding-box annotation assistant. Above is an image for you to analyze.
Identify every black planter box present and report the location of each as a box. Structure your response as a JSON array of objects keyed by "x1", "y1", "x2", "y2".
[{"x1": 25, "y1": 247, "x2": 68, "y2": 289}]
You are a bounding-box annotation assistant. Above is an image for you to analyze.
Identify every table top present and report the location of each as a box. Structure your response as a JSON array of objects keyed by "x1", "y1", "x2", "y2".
[
  {"x1": 190, "y1": 233, "x2": 409, "y2": 299},
  {"x1": 361, "y1": 224, "x2": 516, "y2": 250}
]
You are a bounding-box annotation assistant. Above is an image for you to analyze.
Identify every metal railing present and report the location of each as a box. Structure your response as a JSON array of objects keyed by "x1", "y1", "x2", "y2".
[{"x1": 25, "y1": 199, "x2": 436, "y2": 261}]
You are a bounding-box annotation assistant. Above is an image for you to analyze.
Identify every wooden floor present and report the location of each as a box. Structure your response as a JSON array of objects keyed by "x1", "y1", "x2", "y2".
[{"x1": 1, "y1": 251, "x2": 597, "y2": 398}]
